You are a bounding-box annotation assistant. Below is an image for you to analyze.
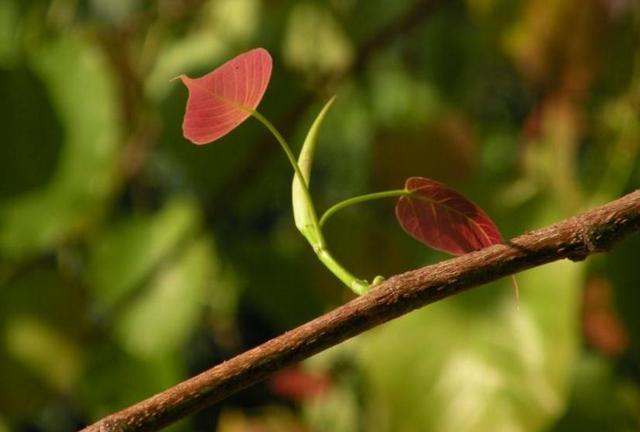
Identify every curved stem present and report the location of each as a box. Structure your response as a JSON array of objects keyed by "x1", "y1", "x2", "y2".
[
  {"x1": 320, "y1": 189, "x2": 410, "y2": 227},
  {"x1": 251, "y1": 110, "x2": 369, "y2": 294},
  {"x1": 251, "y1": 110, "x2": 319, "y2": 227}
]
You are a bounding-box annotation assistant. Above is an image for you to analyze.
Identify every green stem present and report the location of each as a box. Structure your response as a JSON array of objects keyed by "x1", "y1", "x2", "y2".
[
  {"x1": 251, "y1": 110, "x2": 318, "y2": 224},
  {"x1": 316, "y1": 248, "x2": 369, "y2": 295},
  {"x1": 251, "y1": 110, "x2": 369, "y2": 295},
  {"x1": 320, "y1": 189, "x2": 410, "y2": 227}
]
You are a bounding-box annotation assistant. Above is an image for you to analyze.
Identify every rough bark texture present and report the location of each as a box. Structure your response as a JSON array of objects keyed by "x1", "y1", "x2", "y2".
[{"x1": 81, "y1": 190, "x2": 640, "y2": 432}]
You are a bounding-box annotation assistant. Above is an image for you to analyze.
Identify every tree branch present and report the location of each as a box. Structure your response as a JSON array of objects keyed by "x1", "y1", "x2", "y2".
[{"x1": 81, "y1": 191, "x2": 640, "y2": 432}]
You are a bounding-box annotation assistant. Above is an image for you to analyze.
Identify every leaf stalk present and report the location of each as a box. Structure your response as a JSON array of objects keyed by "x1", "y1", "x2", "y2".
[
  {"x1": 250, "y1": 110, "x2": 369, "y2": 295},
  {"x1": 320, "y1": 189, "x2": 410, "y2": 227}
]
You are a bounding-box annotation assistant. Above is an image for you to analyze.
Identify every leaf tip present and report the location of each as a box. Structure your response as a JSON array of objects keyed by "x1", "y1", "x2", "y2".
[{"x1": 170, "y1": 74, "x2": 187, "y2": 83}]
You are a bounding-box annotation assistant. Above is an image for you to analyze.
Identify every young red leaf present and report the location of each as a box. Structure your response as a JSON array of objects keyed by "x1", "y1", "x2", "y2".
[
  {"x1": 395, "y1": 177, "x2": 503, "y2": 255},
  {"x1": 396, "y1": 177, "x2": 520, "y2": 304},
  {"x1": 178, "y1": 47, "x2": 272, "y2": 145}
]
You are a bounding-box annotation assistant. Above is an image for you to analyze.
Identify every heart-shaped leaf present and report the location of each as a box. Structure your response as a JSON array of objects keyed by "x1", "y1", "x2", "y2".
[
  {"x1": 178, "y1": 47, "x2": 272, "y2": 145},
  {"x1": 395, "y1": 177, "x2": 502, "y2": 255}
]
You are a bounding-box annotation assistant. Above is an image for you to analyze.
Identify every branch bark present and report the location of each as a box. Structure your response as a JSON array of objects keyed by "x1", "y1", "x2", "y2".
[{"x1": 81, "y1": 191, "x2": 640, "y2": 432}]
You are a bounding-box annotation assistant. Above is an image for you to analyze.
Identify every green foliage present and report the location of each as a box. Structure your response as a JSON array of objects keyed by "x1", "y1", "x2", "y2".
[
  {"x1": 0, "y1": 33, "x2": 120, "y2": 259},
  {"x1": 0, "y1": 0, "x2": 638, "y2": 431}
]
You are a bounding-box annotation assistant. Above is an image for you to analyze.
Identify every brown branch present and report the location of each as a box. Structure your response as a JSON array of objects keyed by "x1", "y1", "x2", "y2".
[{"x1": 81, "y1": 191, "x2": 640, "y2": 432}]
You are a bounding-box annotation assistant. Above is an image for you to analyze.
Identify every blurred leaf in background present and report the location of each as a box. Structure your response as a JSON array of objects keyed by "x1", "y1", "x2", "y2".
[
  {"x1": 0, "y1": 32, "x2": 120, "y2": 260},
  {"x1": 0, "y1": 0, "x2": 639, "y2": 431}
]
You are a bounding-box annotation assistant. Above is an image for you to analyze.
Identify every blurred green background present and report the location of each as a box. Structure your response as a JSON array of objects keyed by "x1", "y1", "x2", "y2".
[{"x1": 1, "y1": 0, "x2": 639, "y2": 430}]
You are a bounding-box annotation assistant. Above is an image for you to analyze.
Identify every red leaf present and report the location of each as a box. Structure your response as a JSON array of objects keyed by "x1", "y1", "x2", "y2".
[
  {"x1": 178, "y1": 48, "x2": 272, "y2": 145},
  {"x1": 395, "y1": 177, "x2": 503, "y2": 255}
]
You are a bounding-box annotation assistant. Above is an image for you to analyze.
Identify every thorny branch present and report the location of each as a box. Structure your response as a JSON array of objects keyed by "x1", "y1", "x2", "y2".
[{"x1": 82, "y1": 190, "x2": 640, "y2": 432}]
